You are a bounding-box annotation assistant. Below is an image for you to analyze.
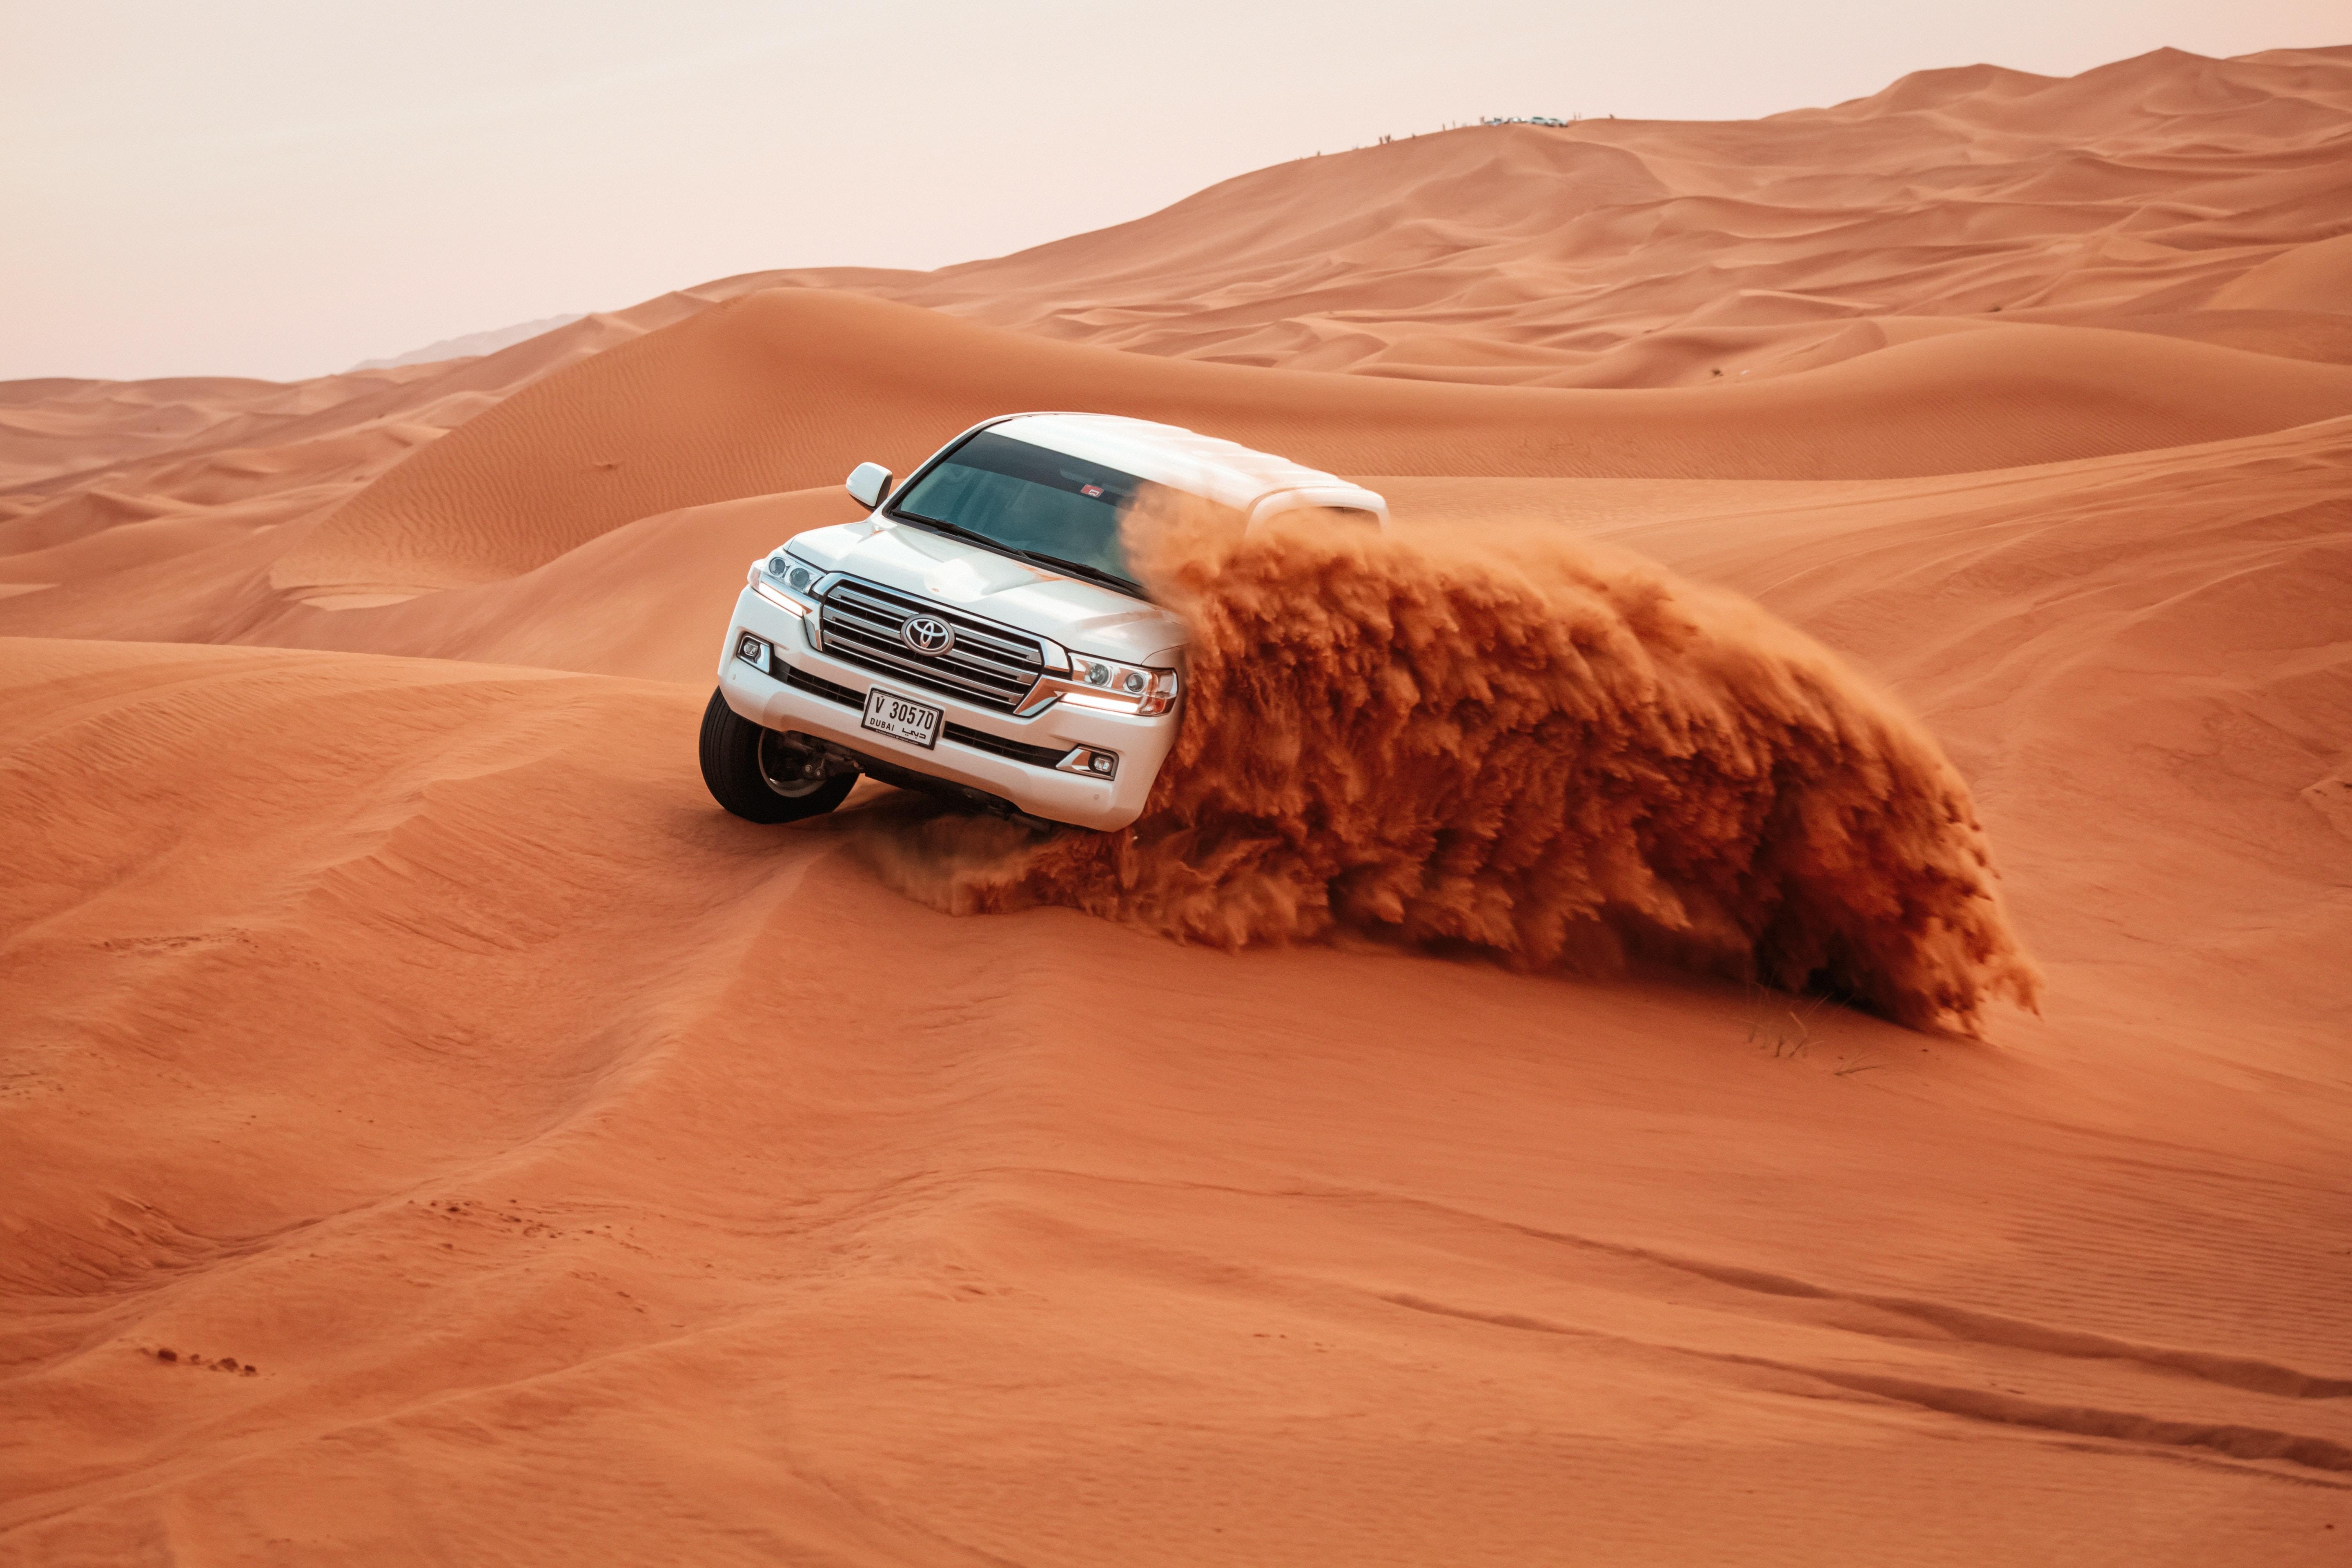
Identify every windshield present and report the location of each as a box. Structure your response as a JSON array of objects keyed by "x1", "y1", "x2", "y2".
[{"x1": 892, "y1": 430, "x2": 1146, "y2": 591}]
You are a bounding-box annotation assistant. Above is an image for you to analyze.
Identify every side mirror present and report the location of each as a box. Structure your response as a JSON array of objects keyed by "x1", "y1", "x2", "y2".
[{"x1": 846, "y1": 462, "x2": 893, "y2": 510}]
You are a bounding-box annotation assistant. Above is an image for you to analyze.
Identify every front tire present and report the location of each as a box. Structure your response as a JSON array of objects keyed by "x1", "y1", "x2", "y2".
[{"x1": 699, "y1": 688, "x2": 857, "y2": 823}]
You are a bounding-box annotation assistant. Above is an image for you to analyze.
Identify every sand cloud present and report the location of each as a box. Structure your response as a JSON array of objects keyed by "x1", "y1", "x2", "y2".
[{"x1": 870, "y1": 495, "x2": 2041, "y2": 1034}]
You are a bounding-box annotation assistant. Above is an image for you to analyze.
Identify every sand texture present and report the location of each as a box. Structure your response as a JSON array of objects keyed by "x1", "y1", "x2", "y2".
[{"x1": 3, "y1": 44, "x2": 2350, "y2": 1566}]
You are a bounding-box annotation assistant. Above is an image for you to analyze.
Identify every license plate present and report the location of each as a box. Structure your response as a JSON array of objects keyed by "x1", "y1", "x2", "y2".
[{"x1": 862, "y1": 687, "x2": 942, "y2": 748}]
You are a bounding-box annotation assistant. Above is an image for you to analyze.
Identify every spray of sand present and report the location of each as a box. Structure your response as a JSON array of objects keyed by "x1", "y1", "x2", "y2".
[{"x1": 862, "y1": 494, "x2": 2042, "y2": 1035}]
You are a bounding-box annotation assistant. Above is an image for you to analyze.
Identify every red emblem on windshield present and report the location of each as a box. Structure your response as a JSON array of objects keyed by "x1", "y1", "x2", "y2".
[{"x1": 1080, "y1": 484, "x2": 1104, "y2": 497}]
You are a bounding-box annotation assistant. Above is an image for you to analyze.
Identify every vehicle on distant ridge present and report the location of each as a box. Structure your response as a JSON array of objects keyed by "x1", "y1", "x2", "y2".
[{"x1": 699, "y1": 412, "x2": 1388, "y2": 831}]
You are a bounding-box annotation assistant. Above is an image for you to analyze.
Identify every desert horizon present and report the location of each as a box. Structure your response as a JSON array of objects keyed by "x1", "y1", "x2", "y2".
[{"x1": 4, "y1": 31, "x2": 2350, "y2": 1566}]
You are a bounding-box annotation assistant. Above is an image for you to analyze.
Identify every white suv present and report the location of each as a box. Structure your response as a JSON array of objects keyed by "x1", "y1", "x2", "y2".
[{"x1": 700, "y1": 412, "x2": 1388, "y2": 831}]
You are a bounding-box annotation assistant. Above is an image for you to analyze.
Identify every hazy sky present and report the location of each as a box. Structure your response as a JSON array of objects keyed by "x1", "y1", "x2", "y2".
[{"x1": 5, "y1": 0, "x2": 2342, "y2": 382}]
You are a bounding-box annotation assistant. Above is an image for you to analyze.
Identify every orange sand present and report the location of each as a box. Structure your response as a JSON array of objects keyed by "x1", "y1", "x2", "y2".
[{"x1": 3, "y1": 45, "x2": 2349, "y2": 1566}]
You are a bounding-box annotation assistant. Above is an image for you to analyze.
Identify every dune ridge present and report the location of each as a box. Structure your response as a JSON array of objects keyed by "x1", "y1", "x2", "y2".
[
  {"x1": 861, "y1": 46, "x2": 2352, "y2": 383},
  {"x1": 267, "y1": 287, "x2": 2352, "y2": 595}
]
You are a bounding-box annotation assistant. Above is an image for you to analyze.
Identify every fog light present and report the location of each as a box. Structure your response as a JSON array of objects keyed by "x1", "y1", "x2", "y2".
[
  {"x1": 735, "y1": 633, "x2": 770, "y2": 671},
  {"x1": 1091, "y1": 754, "x2": 1113, "y2": 774}
]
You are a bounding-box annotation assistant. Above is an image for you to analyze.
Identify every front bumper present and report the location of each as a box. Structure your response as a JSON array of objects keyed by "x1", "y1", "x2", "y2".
[{"x1": 714, "y1": 584, "x2": 1176, "y2": 831}]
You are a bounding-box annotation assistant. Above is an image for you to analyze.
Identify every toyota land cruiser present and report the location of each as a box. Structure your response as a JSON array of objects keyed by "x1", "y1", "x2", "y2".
[{"x1": 700, "y1": 412, "x2": 1388, "y2": 831}]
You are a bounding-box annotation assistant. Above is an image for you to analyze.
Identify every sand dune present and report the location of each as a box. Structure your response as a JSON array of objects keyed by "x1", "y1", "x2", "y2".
[
  {"x1": 2211, "y1": 230, "x2": 2352, "y2": 311},
  {"x1": 269, "y1": 288, "x2": 2352, "y2": 595},
  {"x1": 868, "y1": 45, "x2": 2352, "y2": 381},
  {"x1": 4, "y1": 636, "x2": 2348, "y2": 1564},
  {"x1": 0, "y1": 283, "x2": 768, "y2": 579},
  {"x1": 4, "y1": 45, "x2": 2345, "y2": 574},
  {"x1": 348, "y1": 312, "x2": 590, "y2": 372},
  {"x1": 4, "y1": 42, "x2": 2351, "y2": 1567}
]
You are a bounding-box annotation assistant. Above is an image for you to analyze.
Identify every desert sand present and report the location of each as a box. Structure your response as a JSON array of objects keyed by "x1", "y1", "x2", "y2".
[{"x1": 4, "y1": 45, "x2": 2350, "y2": 1565}]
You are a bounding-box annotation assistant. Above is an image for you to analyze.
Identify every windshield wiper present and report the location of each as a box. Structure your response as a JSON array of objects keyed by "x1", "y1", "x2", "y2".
[
  {"x1": 1015, "y1": 550, "x2": 1143, "y2": 596},
  {"x1": 893, "y1": 509, "x2": 1007, "y2": 553},
  {"x1": 893, "y1": 510, "x2": 1143, "y2": 596}
]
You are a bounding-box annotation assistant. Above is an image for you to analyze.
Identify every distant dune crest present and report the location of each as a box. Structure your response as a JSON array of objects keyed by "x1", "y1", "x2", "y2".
[{"x1": 349, "y1": 313, "x2": 587, "y2": 372}]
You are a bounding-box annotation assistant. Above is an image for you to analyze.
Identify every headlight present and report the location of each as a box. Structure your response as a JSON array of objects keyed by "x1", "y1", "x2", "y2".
[
  {"x1": 1057, "y1": 655, "x2": 1180, "y2": 716},
  {"x1": 750, "y1": 550, "x2": 824, "y2": 615},
  {"x1": 773, "y1": 556, "x2": 821, "y2": 596}
]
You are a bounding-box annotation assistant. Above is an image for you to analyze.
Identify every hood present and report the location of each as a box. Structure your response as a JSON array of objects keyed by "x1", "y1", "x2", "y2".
[{"x1": 781, "y1": 519, "x2": 1189, "y2": 664}]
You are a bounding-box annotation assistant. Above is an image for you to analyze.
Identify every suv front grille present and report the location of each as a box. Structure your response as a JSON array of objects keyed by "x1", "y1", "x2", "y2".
[
  {"x1": 777, "y1": 656, "x2": 1068, "y2": 770},
  {"x1": 816, "y1": 578, "x2": 1044, "y2": 711}
]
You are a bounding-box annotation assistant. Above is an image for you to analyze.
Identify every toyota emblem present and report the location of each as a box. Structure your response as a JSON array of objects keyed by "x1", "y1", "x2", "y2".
[{"x1": 900, "y1": 614, "x2": 955, "y2": 656}]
